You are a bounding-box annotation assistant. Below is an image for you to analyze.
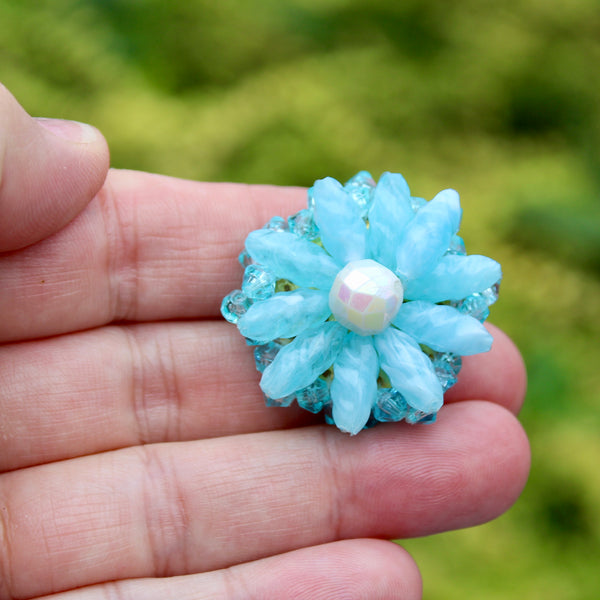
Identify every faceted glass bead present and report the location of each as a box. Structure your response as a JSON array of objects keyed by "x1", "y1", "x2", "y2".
[
  {"x1": 288, "y1": 209, "x2": 319, "y2": 240},
  {"x1": 329, "y1": 259, "x2": 404, "y2": 336},
  {"x1": 432, "y1": 352, "x2": 462, "y2": 391},
  {"x1": 307, "y1": 186, "x2": 316, "y2": 211},
  {"x1": 254, "y1": 341, "x2": 282, "y2": 372},
  {"x1": 406, "y1": 408, "x2": 437, "y2": 424},
  {"x1": 264, "y1": 393, "x2": 295, "y2": 407},
  {"x1": 238, "y1": 249, "x2": 254, "y2": 267},
  {"x1": 446, "y1": 235, "x2": 467, "y2": 256},
  {"x1": 242, "y1": 264, "x2": 276, "y2": 300},
  {"x1": 410, "y1": 196, "x2": 427, "y2": 212},
  {"x1": 372, "y1": 387, "x2": 408, "y2": 422},
  {"x1": 481, "y1": 282, "x2": 501, "y2": 306},
  {"x1": 296, "y1": 378, "x2": 330, "y2": 414},
  {"x1": 264, "y1": 216, "x2": 288, "y2": 232},
  {"x1": 454, "y1": 293, "x2": 490, "y2": 322},
  {"x1": 220, "y1": 290, "x2": 251, "y2": 324},
  {"x1": 344, "y1": 171, "x2": 376, "y2": 218}
]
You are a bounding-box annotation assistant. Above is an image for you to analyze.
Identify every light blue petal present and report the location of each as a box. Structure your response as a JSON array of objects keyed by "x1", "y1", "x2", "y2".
[
  {"x1": 395, "y1": 189, "x2": 462, "y2": 281},
  {"x1": 245, "y1": 229, "x2": 339, "y2": 290},
  {"x1": 404, "y1": 255, "x2": 502, "y2": 302},
  {"x1": 368, "y1": 172, "x2": 414, "y2": 270},
  {"x1": 331, "y1": 334, "x2": 379, "y2": 435},
  {"x1": 260, "y1": 322, "x2": 347, "y2": 399},
  {"x1": 393, "y1": 301, "x2": 493, "y2": 355},
  {"x1": 238, "y1": 289, "x2": 331, "y2": 343},
  {"x1": 374, "y1": 327, "x2": 443, "y2": 414},
  {"x1": 312, "y1": 177, "x2": 368, "y2": 264}
]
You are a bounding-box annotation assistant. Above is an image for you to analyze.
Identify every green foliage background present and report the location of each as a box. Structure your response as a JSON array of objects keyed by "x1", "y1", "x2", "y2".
[{"x1": 1, "y1": 0, "x2": 599, "y2": 596}]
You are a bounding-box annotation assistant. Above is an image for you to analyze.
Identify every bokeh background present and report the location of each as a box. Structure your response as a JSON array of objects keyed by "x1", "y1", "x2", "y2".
[{"x1": 1, "y1": 0, "x2": 599, "y2": 597}]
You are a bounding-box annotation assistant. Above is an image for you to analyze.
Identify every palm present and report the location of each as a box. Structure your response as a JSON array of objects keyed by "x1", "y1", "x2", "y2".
[{"x1": 0, "y1": 160, "x2": 528, "y2": 597}]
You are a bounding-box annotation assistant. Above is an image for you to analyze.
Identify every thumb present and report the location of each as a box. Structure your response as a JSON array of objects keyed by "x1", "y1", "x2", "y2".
[{"x1": 0, "y1": 84, "x2": 110, "y2": 252}]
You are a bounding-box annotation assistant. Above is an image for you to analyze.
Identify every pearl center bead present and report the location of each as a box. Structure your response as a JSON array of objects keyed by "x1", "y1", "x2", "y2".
[{"x1": 328, "y1": 259, "x2": 404, "y2": 336}]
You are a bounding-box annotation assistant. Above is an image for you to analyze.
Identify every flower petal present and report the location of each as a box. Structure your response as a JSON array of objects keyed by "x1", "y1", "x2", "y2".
[
  {"x1": 393, "y1": 301, "x2": 493, "y2": 355},
  {"x1": 404, "y1": 254, "x2": 502, "y2": 302},
  {"x1": 260, "y1": 322, "x2": 347, "y2": 399},
  {"x1": 331, "y1": 334, "x2": 379, "y2": 435},
  {"x1": 374, "y1": 327, "x2": 443, "y2": 414},
  {"x1": 245, "y1": 229, "x2": 339, "y2": 290},
  {"x1": 312, "y1": 177, "x2": 368, "y2": 264},
  {"x1": 368, "y1": 172, "x2": 414, "y2": 270},
  {"x1": 394, "y1": 189, "x2": 462, "y2": 281},
  {"x1": 238, "y1": 289, "x2": 331, "y2": 343}
]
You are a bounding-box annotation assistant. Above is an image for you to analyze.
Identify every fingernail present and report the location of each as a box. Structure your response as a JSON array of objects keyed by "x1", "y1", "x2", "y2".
[{"x1": 35, "y1": 117, "x2": 99, "y2": 143}]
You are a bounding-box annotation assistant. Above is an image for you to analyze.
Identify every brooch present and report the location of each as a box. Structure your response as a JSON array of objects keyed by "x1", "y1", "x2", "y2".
[{"x1": 222, "y1": 172, "x2": 501, "y2": 434}]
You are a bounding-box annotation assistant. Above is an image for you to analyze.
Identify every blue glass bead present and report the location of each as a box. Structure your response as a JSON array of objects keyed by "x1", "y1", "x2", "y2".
[
  {"x1": 395, "y1": 189, "x2": 462, "y2": 282},
  {"x1": 254, "y1": 341, "x2": 282, "y2": 372},
  {"x1": 323, "y1": 405, "x2": 335, "y2": 425},
  {"x1": 432, "y1": 352, "x2": 462, "y2": 391},
  {"x1": 374, "y1": 327, "x2": 444, "y2": 414},
  {"x1": 404, "y1": 254, "x2": 502, "y2": 303},
  {"x1": 454, "y1": 293, "x2": 490, "y2": 322},
  {"x1": 406, "y1": 407, "x2": 436, "y2": 424},
  {"x1": 331, "y1": 333, "x2": 379, "y2": 434},
  {"x1": 238, "y1": 249, "x2": 254, "y2": 267},
  {"x1": 264, "y1": 393, "x2": 295, "y2": 407},
  {"x1": 242, "y1": 264, "x2": 276, "y2": 300},
  {"x1": 344, "y1": 171, "x2": 376, "y2": 218},
  {"x1": 368, "y1": 172, "x2": 414, "y2": 271},
  {"x1": 264, "y1": 216, "x2": 289, "y2": 232},
  {"x1": 415, "y1": 411, "x2": 438, "y2": 424},
  {"x1": 404, "y1": 408, "x2": 437, "y2": 425},
  {"x1": 372, "y1": 387, "x2": 409, "y2": 422},
  {"x1": 481, "y1": 281, "x2": 501, "y2": 306},
  {"x1": 447, "y1": 235, "x2": 467, "y2": 256},
  {"x1": 296, "y1": 377, "x2": 330, "y2": 414},
  {"x1": 411, "y1": 196, "x2": 427, "y2": 212},
  {"x1": 220, "y1": 290, "x2": 251, "y2": 324},
  {"x1": 312, "y1": 177, "x2": 368, "y2": 265},
  {"x1": 393, "y1": 300, "x2": 492, "y2": 355},
  {"x1": 245, "y1": 229, "x2": 338, "y2": 291},
  {"x1": 239, "y1": 288, "x2": 330, "y2": 343},
  {"x1": 288, "y1": 209, "x2": 319, "y2": 240},
  {"x1": 307, "y1": 186, "x2": 315, "y2": 211}
]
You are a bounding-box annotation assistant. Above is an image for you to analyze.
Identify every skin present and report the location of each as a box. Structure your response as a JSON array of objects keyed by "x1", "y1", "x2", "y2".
[{"x1": 0, "y1": 83, "x2": 529, "y2": 600}]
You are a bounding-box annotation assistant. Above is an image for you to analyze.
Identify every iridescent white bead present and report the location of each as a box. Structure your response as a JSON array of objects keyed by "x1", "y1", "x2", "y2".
[{"x1": 329, "y1": 259, "x2": 404, "y2": 336}]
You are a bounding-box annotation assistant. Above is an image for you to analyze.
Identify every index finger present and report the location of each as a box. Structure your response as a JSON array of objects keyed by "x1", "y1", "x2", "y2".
[{"x1": 0, "y1": 169, "x2": 306, "y2": 341}]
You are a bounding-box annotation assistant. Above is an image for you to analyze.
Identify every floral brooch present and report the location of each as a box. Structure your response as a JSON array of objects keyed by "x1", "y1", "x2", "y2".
[{"x1": 222, "y1": 172, "x2": 501, "y2": 434}]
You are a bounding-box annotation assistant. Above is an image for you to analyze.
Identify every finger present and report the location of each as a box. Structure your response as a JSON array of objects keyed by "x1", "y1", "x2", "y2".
[
  {"x1": 35, "y1": 540, "x2": 421, "y2": 600},
  {"x1": 445, "y1": 323, "x2": 527, "y2": 414},
  {"x1": 0, "y1": 169, "x2": 305, "y2": 341},
  {"x1": 0, "y1": 84, "x2": 109, "y2": 252},
  {"x1": 0, "y1": 402, "x2": 529, "y2": 598},
  {"x1": 0, "y1": 321, "x2": 525, "y2": 471}
]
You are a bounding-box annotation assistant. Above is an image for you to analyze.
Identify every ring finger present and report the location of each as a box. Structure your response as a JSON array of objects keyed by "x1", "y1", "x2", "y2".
[{"x1": 0, "y1": 321, "x2": 525, "y2": 472}]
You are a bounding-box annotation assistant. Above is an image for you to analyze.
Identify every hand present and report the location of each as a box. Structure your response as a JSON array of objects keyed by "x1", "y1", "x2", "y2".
[{"x1": 0, "y1": 84, "x2": 529, "y2": 600}]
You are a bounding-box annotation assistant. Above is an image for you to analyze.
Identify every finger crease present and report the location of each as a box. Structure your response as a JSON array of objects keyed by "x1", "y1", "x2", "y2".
[
  {"x1": 98, "y1": 176, "x2": 140, "y2": 322},
  {"x1": 138, "y1": 445, "x2": 190, "y2": 577},
  {"x1": 221, "y1": 563, "x2": 259, "y2": 600},
  {"x1": 0, "y1": 484, "x2": 16, "y2": 599},
  {"x1": 102, "y1": 580, "x2": 131, "y2": 600},
  {"x1": 122, "y1": 326, "x2": 149, "y2": 445},
  {"x1": 162, "y1": 329, "x2": 185, "y2": 442},
  {"x1": 318, "y1": 427, "x2": 346, "y2": 542}
]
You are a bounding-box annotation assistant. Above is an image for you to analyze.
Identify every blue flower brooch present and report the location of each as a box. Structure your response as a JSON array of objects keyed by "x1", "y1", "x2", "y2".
[{"x1": 222, "y1": 172, "x2": 501, "y2": 434}]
